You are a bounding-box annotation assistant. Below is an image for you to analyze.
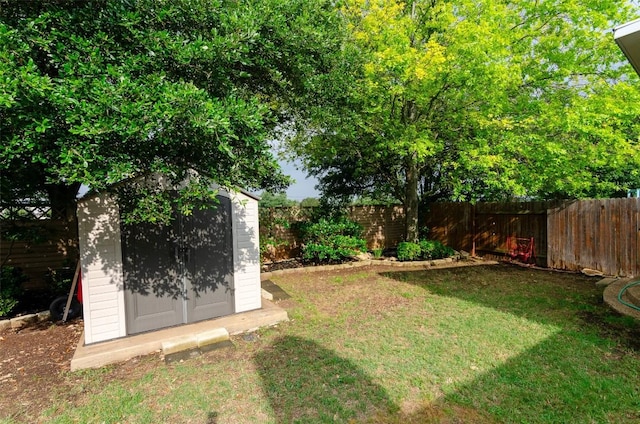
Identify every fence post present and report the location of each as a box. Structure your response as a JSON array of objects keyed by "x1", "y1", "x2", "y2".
[{"x1": 471, "y1": 203, "x2": 476, "y2": 257}]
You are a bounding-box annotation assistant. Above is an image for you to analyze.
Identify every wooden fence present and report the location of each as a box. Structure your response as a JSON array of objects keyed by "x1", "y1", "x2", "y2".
[
  {"x1": 259, "y1": 205, "x2": 405, "y2": 262},
  {"x1": 425, "y1": 198, "x2": 639, "y2": 277},
  {"x1": 348, "y1": 205, "x2": 405, "y2": 250},
  {"x1": 547, "y1": 198, "x2": 640, "y2": 277},
  {"x1": 424, "y1": 201, "x2": 558, "y2": 264},
  {"x1": 0, "y1": 219, "x2": 78, "y2": 289},
  {"x1": 5, "y1": 198, "x2": 636, "y2": 285}
]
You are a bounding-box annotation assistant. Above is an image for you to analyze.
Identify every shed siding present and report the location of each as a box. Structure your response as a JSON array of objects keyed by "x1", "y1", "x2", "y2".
[
  {"x1": 77, "y1": 195, "x2": 126, "y2": 344},
  {"x1": 231, "y1": 193, "x2": 261, "y2": 313}
]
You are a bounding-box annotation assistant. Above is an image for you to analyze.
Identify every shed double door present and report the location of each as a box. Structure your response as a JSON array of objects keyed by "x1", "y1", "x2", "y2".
[{"x1": 121, "y1": 196, "x2": 234, "y2": 335}]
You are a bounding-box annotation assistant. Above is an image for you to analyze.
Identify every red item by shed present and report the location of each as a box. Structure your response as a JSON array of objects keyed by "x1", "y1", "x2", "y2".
[{"x1": 77, "y1": 272, "x2": 83, "y2": 304}]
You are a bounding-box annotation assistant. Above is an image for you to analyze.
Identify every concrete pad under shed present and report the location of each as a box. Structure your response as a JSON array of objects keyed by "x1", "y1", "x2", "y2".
[{"x1": 71, "y1": 299, "x2": 288, "y2": 371}]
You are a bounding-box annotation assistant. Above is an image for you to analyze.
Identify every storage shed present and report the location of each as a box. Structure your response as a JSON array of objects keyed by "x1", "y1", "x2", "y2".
[{"x1": 76, "y1": 179, "x2": 261, "y2": 344}]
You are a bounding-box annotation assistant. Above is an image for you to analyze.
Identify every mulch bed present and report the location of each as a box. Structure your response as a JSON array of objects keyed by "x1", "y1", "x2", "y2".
[
  {"x1": 261, "y1": 257, "x2": 359, "y2": 273},
  {"x1": 261, "y1": 258, "x2": 306, "y2": 273},
  {"x1": 0, "y1": 318, "x2": 83, "y2": 421}
]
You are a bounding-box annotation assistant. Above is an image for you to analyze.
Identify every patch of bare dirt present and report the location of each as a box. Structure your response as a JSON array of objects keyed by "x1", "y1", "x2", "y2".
[
  {"x1": 0, "y1": 319, "x2": 83, "y2": 421},
  {"x1": 0, "y1": 318, "x2": 165, "y2": 423}
]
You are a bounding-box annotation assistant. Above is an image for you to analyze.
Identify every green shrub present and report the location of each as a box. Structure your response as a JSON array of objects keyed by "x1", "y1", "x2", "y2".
[
  {"x1": 421, "y1": 240, "x2": 455, "y2": 259},
  {"x1": 397, "y1": 242, "x2": 421, "y2": 261},
  {"x1": 296, "y1": 218, "x2": 362, "y2": 244},
  {"x1": 298, "y1": 218, "x2": 366, "y2": 264},
  {"x1": 419, "y1": 239, "x2": 455, "y2": 259},
  {"x1": 302, "y1": 234, "x2": 367, "y2": 264},
  {"x1": 0, "y1": 266, "x2": 27, "y2": 317},
  {"x1": 397, "y1": 240, "x2": 455, "y2": 261},
  {"x1": 302, "y1": 243, "x2": 336, "y2": 262},
  {"x1": 372, "y1": 248, "x2": 383, "y2": 258}
]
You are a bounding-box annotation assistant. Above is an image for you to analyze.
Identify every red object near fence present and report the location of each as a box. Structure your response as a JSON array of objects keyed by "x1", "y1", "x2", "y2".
[{"x1": 507, "y1": 236, "x2": 535, "y2": 263}]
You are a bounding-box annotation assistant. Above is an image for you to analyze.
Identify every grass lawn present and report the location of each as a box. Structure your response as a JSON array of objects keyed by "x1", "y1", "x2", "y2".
[{"x1": 4, "y1": 263, "x2": 640, "y2": 423}]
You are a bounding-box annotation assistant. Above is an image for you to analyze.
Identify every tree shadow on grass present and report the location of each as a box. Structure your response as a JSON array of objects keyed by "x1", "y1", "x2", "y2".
[
  {"x1": 255, "y1": 335, "x2": 499, "y2": 423},
  {"x1": 443, "y1": 333, "x2": 640, "y2": 423},
  {"x1": 381, "y1": 264, "x2": 640, "y2": 348},
  {"x1": 380, "y1": 265, "x2": 640, "y2": 423},
  {"x1": 254, "y1": 335, "x2": 394, "y2": 423}
]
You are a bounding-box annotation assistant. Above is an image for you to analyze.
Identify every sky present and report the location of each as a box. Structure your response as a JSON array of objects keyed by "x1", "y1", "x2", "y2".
[
  {"x1": 262, "y1": 137, "x2": 320, "y2": 201},
  {"x1": 277, "y1": 159, "x2": 320, "y2": 201}
]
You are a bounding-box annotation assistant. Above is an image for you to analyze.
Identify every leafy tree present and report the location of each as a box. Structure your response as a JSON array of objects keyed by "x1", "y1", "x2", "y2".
[
  {"x1": 259, "y1": 192, "x2": 298, "y2": 208},
  {"x1": 300, "y1": 197, "x2": 320, "y2": 207},
  {"x1": 351, "y1": 195, "x2": 400, "y2": 206},
  {"x1": 0, "y1": 0, "x2": 347, "y2": 223},
  {"x1": 290, "y1": 0, "x2": 640, "y2": 242}
]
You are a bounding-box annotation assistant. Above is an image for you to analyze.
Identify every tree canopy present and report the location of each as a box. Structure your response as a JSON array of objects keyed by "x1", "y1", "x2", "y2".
[
  {"x1": 300, "y1": 197, "x2": 321, "y2": 207},
  {"x1": 258, "y1": 191, "x2": 298, "y2": 208},
  {"x1": 0, "y1": 0, "x2": 347, "y2": 222},
  {"x1": 289, "y1": 0, "x2": 640, "y2": 241}
]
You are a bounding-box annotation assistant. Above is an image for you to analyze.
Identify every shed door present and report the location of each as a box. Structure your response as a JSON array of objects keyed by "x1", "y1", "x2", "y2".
[
  {"x1": 122, "y1": 219, "x2": 184, "y2": 334},
  {"x1": 122, "y1": 196, "x2": 234, "y2": 335},
  {"x1": 184, "y1": 196, "x2": 234, "y2": 322}
]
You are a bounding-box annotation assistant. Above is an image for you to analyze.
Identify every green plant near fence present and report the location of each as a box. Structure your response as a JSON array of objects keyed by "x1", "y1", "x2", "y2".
[
  {"x1": 419, "y1": 239, "x2": 455, "y2": 259},
  {"x1": 397, "y1": 239, "x2": 455, "y2": 262},
  {"x1": 296, "y1": 217, "x2": 367, "y2": 264},
  {"x1": 397, "y1": 242, "x2": 422, "y2": 261},
  {"x1": 258, "y1": 206, "x2": 312, "y2": 263},
  {"x1": 0, "y1": 266, "x2": 27, "y2": 317},
  {"x1": 303, "y1": 236, "x2": 367, "y2": 263}
]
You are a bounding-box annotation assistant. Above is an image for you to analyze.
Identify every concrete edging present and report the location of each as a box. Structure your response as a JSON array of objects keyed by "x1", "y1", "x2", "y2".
[
  {"x1": 603, "y1": 277, "x2": 640, "y2": 321},
  {"x1": 162, "y1": 327, "x2": 231, "y2": 363},
  {"x1": 0, "y1": 311, "x2": 51, "y2": 332}
]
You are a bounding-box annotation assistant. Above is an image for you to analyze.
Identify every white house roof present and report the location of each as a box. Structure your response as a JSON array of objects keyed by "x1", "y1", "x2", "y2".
[{"x1": 614, "y1": 18, "x2": 640, "y2": 76}]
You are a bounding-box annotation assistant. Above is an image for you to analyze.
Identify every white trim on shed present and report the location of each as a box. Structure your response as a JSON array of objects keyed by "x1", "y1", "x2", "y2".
[
  {"x1": 614, "y1": 18, "x2": 640, "y2": 76},
  {"x1": 77, "y1": 194, "x2": 127, "y2": 344},
  {"x1": 230, "y1": 191, "x2": 262, "y2": 313}
]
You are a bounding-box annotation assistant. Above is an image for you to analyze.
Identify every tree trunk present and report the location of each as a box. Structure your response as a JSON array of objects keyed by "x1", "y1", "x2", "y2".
[
  {"x1": 404, "y1": 153, "x2": 419, "y2": 243},
  {"x1": 46, "y1": 182, "x2": 81, "y2": 261},
  {"x1": 46, "y1": 182, "x2": 80, "y2": 221}
]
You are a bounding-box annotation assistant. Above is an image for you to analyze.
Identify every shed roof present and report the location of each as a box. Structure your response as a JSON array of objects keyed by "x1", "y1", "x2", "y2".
[{"x1": 614, "y1": 18, "x2": 640, "y2": 76}]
